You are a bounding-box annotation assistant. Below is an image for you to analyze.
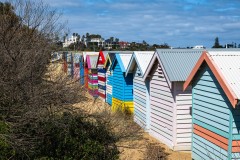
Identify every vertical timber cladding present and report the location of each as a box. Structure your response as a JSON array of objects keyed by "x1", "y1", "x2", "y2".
[
  {"x1": 144, "y1": 49, "x2": 203, "y2": 151},
  {"x1": 97, "y1": 51, "x2": 108, "y2": 100},
  {"x1": 183, "y1": 50, "x2": 240, "y2": 160},
  {"x1": 111, "y1": 52, "x2": 133, "y2": 113}
]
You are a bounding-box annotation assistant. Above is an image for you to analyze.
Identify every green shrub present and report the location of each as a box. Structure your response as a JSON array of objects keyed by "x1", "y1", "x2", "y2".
[
  {"x1": 30, "y1": 112, "x2": 119, "y2": 160},
  {"x1": 0, "y1": 121, "x2": 15, "y2": 159}
]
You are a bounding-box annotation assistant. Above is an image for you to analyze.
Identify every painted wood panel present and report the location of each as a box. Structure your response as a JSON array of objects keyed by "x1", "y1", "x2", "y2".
[
  {"x1": 106, "y1": 65, "x2": 113, "y2": 105},
  {"x1": 149, "y1": 63, "x2": 174, "y2": 148},
  {"x1": 80, "y1": 56, "x2": 84, "y2": 85},
  {"x1": 133, "y1": 67, "x2": 150, "y2": 130},
  {"x1": 112, "y1": 58, "x2": 133, "y2": 113},
  {"x1": 192, "y1": 64, "x2": 233, "y2": 159},
  {"x1": 88, "y1": 69, "x2": 98, "y2": 97},
  {"x1": 174, "y1": 82, "x2": 192, "y2": 149}
]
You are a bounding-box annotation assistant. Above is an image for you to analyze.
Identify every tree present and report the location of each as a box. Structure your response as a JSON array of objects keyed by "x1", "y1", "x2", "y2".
[
  {"x1": 212, "y1": 37, "x2": 223, "y2": 48},
  {"x1": 0, "y1": 0, "x2": 78, "y2": 158}
]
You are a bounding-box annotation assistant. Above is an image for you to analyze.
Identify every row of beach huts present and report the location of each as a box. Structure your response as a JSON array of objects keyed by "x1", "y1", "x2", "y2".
[{"x1": 59, "y1": 49, "x2": 240, "y2": 160}]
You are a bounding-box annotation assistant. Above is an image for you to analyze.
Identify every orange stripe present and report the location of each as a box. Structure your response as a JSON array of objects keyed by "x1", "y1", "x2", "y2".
[
  {"x1": 232, "y1": 141, "x2": 240, "y2": 153},
  {"x1": 194, "y1": 124, "x2": 228, "y2": 151},
  {"x1": 194, "y1": 125, "x2": 228, "y2": 144}
]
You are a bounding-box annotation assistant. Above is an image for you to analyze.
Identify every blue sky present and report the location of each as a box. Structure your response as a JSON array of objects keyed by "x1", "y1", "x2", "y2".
[{"x1": 43, "y1": 0, "x2": 240, "y2": 48}]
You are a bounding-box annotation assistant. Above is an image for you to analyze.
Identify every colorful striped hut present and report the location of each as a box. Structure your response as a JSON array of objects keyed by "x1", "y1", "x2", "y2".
[
  {"x1": 111, "y1": 51, "x2": 134, "y2": 113},
  {"x1": 86, "y1": 55, "x2": 99, "y2": 97},
  {"x1": 143, "y1": 49, "x2": 203, "y2": 151},
  {"x1": 184, "y1": 49, "x2": 240, "y2": 160},
  {"x1": 83, "y1": 52, "x2": 99, "y2": 88},
  {"x1": 66, "y1": 52, "x2": 73, "y2": 77},
  {"x1": 97, "y1": 51, "x2": 108, "y2": 100},
  {"x1": 79, "y1": 55, "x2": 84, "y2": 85},
  {"x1": 62, "y1": 51, "x2": 68, "y2": 73},
  {"x1": 73, "y1": 53, "x2": 82, "y2": 80},
  {"x1": 125, "y1": 51, "x2": 154, "y2": 130},
  {"x1": 104, "y1": 52, "x2": 116, "y2": 105}
]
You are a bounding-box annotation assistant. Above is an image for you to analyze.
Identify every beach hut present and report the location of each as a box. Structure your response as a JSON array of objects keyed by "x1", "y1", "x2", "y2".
[
  {"x1": 183, "y1": 49, "x2": 240, "y2": 160},
  {"x1": 97, "y1": 51, "x2": 108, "y2": 100},
  {"x1": 67, "y1": 52, "x2": 73, "y2": 77},
  {"x1": 111, "y1": 51, "x2": 133, "y2": 113},
  {"x1": 143, "y1": 49, "x2": 203, "y2": 151},
  {"x1": 73, "y1": 53, "x2": 82, "y2": 80},
  {"x1": 83, "y1": 52, "x2": 99, "y2": 88},
  {"x1": 104, "y1": 52, "x2": 116, "y2": 105},
  {"x1": 86, "y1": 55, "x2": 99, "y2": 97},
  {"x1": 62, "y1": 51, "x2": 68, "y2": 73},
  {"x1": 79, "y1": 55, "x2": 84, "y2": 85},
  {"x1": 125, "y1": 51, "x2": 154, "y2": 130}
]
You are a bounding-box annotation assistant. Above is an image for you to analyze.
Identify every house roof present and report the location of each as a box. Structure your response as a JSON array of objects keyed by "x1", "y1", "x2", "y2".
[
  {"x1": 144, "y1": 49, "x2": 203, "y2": 82},
  {"x1": 86, "y1": 55, "x2": 99, "y2": 69},
  {"x1": 111, "y1": 51, "x2": 133, "y2": 72},
  {"x1": 125, "y1": 51, "x2": 154, "y2": 77},
  {"x1": 184, "y1": 49, "x2": 240, "y2": 107}
]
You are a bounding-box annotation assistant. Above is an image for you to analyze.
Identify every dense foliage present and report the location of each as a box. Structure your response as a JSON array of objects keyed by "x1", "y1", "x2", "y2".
[{"x1": 0, "y1": 1, "x2": 120, "y2": 159}]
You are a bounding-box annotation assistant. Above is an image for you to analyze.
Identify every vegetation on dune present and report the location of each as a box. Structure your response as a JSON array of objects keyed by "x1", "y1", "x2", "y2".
[{"x1": 0, "y1": 1, "x2": 122, "y2": 159}]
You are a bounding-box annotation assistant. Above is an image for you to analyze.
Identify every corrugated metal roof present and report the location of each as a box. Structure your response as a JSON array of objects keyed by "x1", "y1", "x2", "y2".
[
  {"x1": 134, "y1": 51, "x2": 154, "y2": 75},
  {"x1": 118, "y1": 53, "x2": 133, "y2": 71},
  {"x1": 109, "y1": 53, "x2": 115, "y2": 62},
  {"x1": 207, "y1": 49, "x2": 240, "y2": 99},
  {"x1": 83, "y1": 52, "x2": 99, "y2": 62},
  {"x1": 156, "y1": 49, "x2": 203, "y2": 81},
  {"x1": 74, "y1": 53, "x2": 82, "y2": 63},
  {"x1": 103, "y1": 51, "x2": 108, "y2": 59},
  {"x1": 87, "y1": 55, "x2": 99, "y2": 69}
]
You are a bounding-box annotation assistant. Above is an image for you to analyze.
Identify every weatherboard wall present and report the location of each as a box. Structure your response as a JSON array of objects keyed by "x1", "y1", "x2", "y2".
[
  {"x1": 112, "y1": 58, "x2": 133, "y2": 113},
  {"x1": 80, "y1": 55, "x2": 84, "y2": 85},
  {"x1": 191, "y1": 63, "x2": 240, "y2": 160},
  {"x1": 133, "y1": 67, "x2": 150, "y2": 130},
  {"x1": 97, "y1": 51, "x2": 107, "y2": 100},
  {"x1": 88, "y1": 69, "x2": 98, "y2": 97},
  {"x1": 148, "y1": 60, "x2": 192, "y2": 151},
  {"x1": 106, "y1": 65, "x2": 113, "y2": 105},
  {"x1": 149, "y1": 62, "x2": 174, "y2": 148}
]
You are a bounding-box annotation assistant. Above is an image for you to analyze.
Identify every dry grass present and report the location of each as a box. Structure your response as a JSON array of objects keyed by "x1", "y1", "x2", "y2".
[{"x1": 72, "y1": 94, "x2": 191, "y2": 160}]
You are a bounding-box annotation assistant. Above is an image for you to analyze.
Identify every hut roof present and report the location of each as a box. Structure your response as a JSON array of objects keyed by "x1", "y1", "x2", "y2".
[
  {"x1": 184, "y1": 49, "x2": 240, "y2": 107},
  {"x1": 111, "y1": 52, "x2": 133, "y2": 72},
  {"x1": 125, "y1": 51, "x2": 154, "y2": 77},
  {"x1": 86, "y1": 55, "x2": 99, "y2": 69},
  {"x1": 83, "y1": 52, "x2": 99, "y2": 63},
  {"x1": 144, "y1": 49, "x2": 203, "y2": 82}
]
